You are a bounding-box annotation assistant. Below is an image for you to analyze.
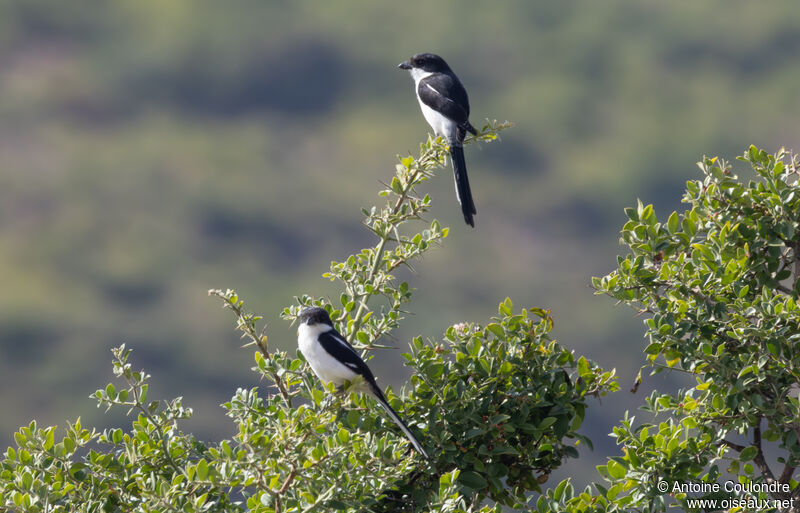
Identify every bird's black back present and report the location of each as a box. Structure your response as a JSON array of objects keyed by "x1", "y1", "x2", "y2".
[
  {"x1": 317, "y1": 329, "x2": 385, "y2": 398},
  {"x1": 417, "y1": 73, "x2": 471, "y2": 127}
]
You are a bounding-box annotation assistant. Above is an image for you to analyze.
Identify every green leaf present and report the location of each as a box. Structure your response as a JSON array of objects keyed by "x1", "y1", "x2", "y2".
[
  {"x1": 538, "y1": 417, "x2": 557, "y2": 430},
  {"x1": 667, "y1": 211, "x2": 680, "y2": 233},
  {"x1": 682, "y1": 216, "x2": 697, "y2": 237},
  {"x1": 606, "y1": 459, "x2": 627, "y2": 479},
  {"x1": 196, "y1": 459, "x2": 209, "y2": 480},
  {"x1": 607, "y1": 483, "x2": 623, "y2": 500},
  {"x1": 644, "y1": 342, "x2": 662, "y2": 355},
  {"x1": 485, "y1": 323, "x2": 504, "y2": 339},
  {"x1": 499, "y1": 297, "x2": 514, "y2": 316},
  {"x1": 553, "y1": 479, "x2": 569, "y2": 501},
  {"x1": 458, "y1": 470, "x2": 488, "y2": 491},
  {"x1": 767, "y1": 341, "x2": 780, "y2": 357},
  {"x1": 390, "y1": 176, "x2": 403, "y2": 194},
  {"x1": 44, "y1": 428, "x2": 55, "y2": 451},
  {"x1": 740, "y1": 446, "x2": 757, "y2": 461},
  {"x1": 737, "y1": 365, "x2": 757, "y2": 378},
  {"x1": 577, "y1": 356, "x2": 590, "y2": 377}
]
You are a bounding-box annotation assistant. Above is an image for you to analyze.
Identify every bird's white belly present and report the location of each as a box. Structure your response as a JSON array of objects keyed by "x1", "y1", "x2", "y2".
[
  {"x1": 297, "y1": 324, "x2": 354, "y2": 386},
  {"x1": 416, "y1": 96, "x2": 457, "y2": 142}
]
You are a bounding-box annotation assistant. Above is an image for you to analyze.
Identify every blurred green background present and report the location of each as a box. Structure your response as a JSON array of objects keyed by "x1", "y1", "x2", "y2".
[{"x1": 2, "y1": 0, "x2": 800, "y2": 485}]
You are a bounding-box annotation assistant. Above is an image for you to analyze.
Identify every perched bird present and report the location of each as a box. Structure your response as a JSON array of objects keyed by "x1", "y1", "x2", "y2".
[
  {"x1": 399, "y1": 53, "x2": 479, "y2": 227},
  {"x1": 296, "y1": 306, "x2": 428, "y2": 458}
]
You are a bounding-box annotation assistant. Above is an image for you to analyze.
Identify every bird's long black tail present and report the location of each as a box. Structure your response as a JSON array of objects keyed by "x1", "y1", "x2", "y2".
[
  {"x1": 450, "y1": 144, "x2": 476, "y2": 227},
  {"x1": 367, "y1": 383, "x2": 429, "y2": 459}
]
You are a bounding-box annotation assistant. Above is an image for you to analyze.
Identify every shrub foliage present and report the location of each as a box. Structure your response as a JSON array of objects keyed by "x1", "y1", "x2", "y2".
[
  {"x1": 0, "y1": 124, "x2": 619, "y2": 512},
  {"x1": 537, "y1": 147, "x2": 800, "y2": 512}
]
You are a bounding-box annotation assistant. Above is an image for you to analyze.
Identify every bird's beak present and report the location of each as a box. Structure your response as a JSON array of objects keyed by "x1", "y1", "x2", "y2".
[{"x1": 398, "y1": 60, "x2": 412, "y2": 70}]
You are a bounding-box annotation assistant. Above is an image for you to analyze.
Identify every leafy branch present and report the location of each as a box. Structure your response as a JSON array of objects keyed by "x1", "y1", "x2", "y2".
[
  {"x1": 283, "y1": 120, "x2": 513, "y2": 353},
  {"x1": 208, "y1": 289, "x2": 293, "y2": 407}
]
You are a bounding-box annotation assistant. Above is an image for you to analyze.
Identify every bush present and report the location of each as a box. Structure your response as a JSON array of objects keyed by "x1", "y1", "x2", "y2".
[
  {"x1": 0, "y1": 123, "x2": 618, "y2": 512},
  {"x1": 538, "y1": 147, "x2": 800, "y2": 512}
]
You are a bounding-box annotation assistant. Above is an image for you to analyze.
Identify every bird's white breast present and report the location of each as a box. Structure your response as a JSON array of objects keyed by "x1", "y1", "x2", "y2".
[
  {"x1": 418, "y1": 98, "x2": 454, "y2": 141},
  {"x1": 297, "y1": 323, "x2": 356, "y2": 386},
  {"x1": 408, "y1": 69, "x2": 457, "y2": 142}
]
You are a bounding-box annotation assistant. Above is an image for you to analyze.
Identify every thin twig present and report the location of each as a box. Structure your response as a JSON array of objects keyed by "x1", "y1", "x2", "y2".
[
  {"x1": 718, "y1": 439, "x2": 746, "y2": 452},
  {"x1": 211, "y1": 290, "x2": 292, "y2": 407}
]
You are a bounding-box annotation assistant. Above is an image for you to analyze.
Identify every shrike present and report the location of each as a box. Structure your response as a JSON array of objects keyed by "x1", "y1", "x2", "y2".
[
  {"x1": 296, "y1": 307, "x2": 428, "y2": 458},
  {"x1": 399, "y1": 53, "x2": 478, "y2": 227}
]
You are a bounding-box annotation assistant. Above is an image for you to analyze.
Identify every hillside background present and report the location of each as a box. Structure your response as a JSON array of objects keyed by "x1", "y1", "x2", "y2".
[{"x1": 2, "y1": 0, "x2": 799, "y2": 486}]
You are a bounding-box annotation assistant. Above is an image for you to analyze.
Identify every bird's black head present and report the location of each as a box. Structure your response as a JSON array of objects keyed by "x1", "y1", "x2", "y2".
[
  {"x1": 298, "y1": 307, "x2": 334, "y2": 327},
  {"x1": 398, "y1": 53, "x2": 451, "y2": 73}
]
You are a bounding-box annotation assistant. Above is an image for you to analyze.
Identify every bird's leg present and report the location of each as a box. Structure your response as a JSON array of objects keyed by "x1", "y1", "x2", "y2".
[
  {"x1": 320, "y1": 393, "x2": 336, "y2": 410},
  {"x1": 322, "y1": 384, "x2": 352, "y2": 410}
]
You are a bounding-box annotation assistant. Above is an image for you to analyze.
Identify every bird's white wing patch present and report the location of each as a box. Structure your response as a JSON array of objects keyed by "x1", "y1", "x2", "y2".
[
  {"x1": 424, "y1": 82, "x2": 440, "y2": 96},
  {"x1": 328, "y1": 333, "x2": 363, "y2": 371}
]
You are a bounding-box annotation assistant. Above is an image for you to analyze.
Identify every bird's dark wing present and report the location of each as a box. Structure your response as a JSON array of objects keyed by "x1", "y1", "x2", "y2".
[
  {"x1": 318, "y1": 329, "x2": 377, "y2": 381},
  {"x1": 418, "y1": 74, "x2": 471, "y2": 125},
  {"x1": 319, "y1": 331, "x2": 428, "y2": 458},
  {"x1": 318, "y1": 329, "x2": 389, "y2": 404}
]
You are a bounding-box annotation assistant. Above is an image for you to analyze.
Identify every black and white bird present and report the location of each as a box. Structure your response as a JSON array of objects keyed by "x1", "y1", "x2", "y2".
[
  {"x1": 399, "y1": 53, "x2": 478, "y2": 227},
  {"x1": 296, "y1": 307, "x2": 428, "y2": 458}
]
